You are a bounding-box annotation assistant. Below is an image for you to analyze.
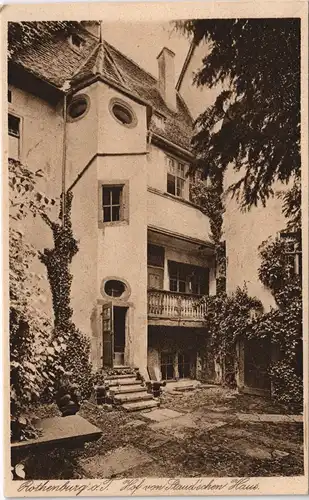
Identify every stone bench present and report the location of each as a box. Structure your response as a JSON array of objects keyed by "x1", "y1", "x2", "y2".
[{"x1": 11, "y1": 415, "x2": 102, "y2": 475}]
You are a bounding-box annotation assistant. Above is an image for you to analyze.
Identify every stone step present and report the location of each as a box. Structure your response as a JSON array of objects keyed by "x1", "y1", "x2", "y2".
[
  {"x1": 114, "y1": 392, "x2": 153, "y2": 404},
  {"x1": 174, "y1": 385, "x2": 196, "y2": 392},
  {"x1": 110, "y1": 385, "x2": 146, "y2": 395},
  {"x1": 122, "y1": 400, "x2": 159, "y2": 412},
  {"x1": 106, "y1": 374, "x2": 137, "y2": 381},
  {"x1": 108, "y1": 378, "x2": 140, "y2": 387}
]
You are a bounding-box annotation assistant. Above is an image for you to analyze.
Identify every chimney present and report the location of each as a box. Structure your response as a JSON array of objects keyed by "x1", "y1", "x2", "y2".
[
  {"x1": 157, "y1": 47, "x2": 177, "y2": 111},
  {"x1": 80, "y1": 21, "x2": 100, "y2": 38}
]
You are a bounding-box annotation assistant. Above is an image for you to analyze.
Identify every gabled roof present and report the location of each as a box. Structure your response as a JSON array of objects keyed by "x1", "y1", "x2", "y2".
[
  {"x1": 9, "y1": 22, "x2": 193, "y2": 152},
  {"x1": 176, "y1": 40, "x2": 196, "y2": 91}
]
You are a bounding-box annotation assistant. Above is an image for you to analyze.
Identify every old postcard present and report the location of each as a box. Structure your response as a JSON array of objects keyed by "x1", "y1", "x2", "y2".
[{"x1": 2, "y1": 0, "x2": 308, "y2": 496}]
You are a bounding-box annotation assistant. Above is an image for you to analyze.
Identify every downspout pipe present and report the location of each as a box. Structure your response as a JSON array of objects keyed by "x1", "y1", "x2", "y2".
[{"x1": 61, "y1": 80, "x2": 71, "y2": 227}]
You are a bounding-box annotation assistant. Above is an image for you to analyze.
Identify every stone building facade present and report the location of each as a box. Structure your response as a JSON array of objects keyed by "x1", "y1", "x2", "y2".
[
  {"x1": 9, "y1": 22, "x2": 298, "y2": 394},
  {"x1": 8, "y1": 22, "x2": 216, "y2": 383}
]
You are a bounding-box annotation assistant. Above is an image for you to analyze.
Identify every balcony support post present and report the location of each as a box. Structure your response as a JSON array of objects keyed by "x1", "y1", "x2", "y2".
[{"x1": 177, "y1": 295, "x2": 182, "y2": 319}]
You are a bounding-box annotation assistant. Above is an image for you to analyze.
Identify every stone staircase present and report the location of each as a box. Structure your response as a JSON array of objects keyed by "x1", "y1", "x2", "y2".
[{"x1": 106, "y1": 368, "x2": 159, "y2": 412}]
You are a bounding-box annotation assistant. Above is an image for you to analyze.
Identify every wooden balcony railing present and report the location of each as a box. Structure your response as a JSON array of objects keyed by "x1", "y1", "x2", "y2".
[{"x1": 148, "y1": 289, "x2": 207, "y2": 321}]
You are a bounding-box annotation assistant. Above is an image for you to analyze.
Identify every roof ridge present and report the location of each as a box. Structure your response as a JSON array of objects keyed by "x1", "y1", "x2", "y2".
[
  {"x1": 78, "y1": 22, "x2": 100, "y2": 40},
  {"x1": 176, "y1": 40, "x2": 196, "y2": 91},
  {"x1": 176, "y1": 91, "x2": 194, "y2": 123},
  {"x1": 103, "y1": 42, "x2": 126, "y2": 85},
  {"x1": 104, "y1": 40, "x2": 158, "y2": 85}
]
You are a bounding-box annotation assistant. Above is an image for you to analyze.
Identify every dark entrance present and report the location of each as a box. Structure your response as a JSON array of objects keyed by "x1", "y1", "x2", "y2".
[
  {"x1": 102, "y1": 302, "x2": 113, "y2": 367},
  {"x1": 161, "y1": 352, "x2": 174, "y2": 380},
  {"x1": 160, "y1": 351, "x2": 194, "y2": 381},
  {"x1": 244, "y1": 337, "x2": 271, "y2": 396},
  {"x1": 113, "y1": 306, "x2": 126, "y2": 366},
  {"x1": 178, "y1": 352, "x2": 191, "y2": 378},
  {"x1": 102, "y1": 304, "x2": 127, "y2": 368}
]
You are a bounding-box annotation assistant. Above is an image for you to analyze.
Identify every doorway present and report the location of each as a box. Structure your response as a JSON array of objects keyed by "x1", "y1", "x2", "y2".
[
  {"x1": 243, "y1": 337, "x2": 271, "y2": 395},
  {"x1": 178, "y1": 352, "x2": 191, "y2": 379},
  {"x1": 102, "y1": 303, "x2": 127, "y2": 368},
  {"x1": 160, "y1": 351, "x2": 194, "y2": 381},
  {"x1": 161, "y1": 352, "x2": 175, "y2": 380},
  {"x1": 113, "y1": 306, "x2": 126, "y2": 366}
]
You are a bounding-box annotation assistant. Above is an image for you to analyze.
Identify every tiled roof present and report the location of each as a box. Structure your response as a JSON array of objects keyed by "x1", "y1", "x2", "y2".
[
  {"x1": 9, "y1": 22, "x2": 193, "y2": 151},
  {"x1": 70, "y1": 43, "x2": 124, "y2": 86}
]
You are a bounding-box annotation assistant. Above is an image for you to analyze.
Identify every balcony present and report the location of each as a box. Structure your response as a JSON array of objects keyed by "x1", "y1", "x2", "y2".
[{"x1": 148, "y1": 289, "x2": 207, "y2": 327}]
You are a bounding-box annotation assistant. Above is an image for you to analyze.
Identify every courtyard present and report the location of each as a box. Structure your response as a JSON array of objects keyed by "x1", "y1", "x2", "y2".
[{"x1": 24, "y1": 386, "x2": 303, "y2": 480}]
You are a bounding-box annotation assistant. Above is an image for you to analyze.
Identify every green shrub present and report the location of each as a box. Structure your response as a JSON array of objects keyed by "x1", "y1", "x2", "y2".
[
  {"x1": 58, "y1": 325, "x2": 93, "y2": 399},
  {"x1": 270, "y1": 361, "x2": 303, "y2": 412},
  {"x1": 202, "y1": 286, "x2": 262, "y2": 385},
  {"x1": 9, "y1": 159, "x2": 59, "y2": 439},
  {"x1": 256, "y1": 234, "x2": 302, "y2": 411},
  {"x1": 40, "y1": 191, "x2": 93, "y2": 400}
]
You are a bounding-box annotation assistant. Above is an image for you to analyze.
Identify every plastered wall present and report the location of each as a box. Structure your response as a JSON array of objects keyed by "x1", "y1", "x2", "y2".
[
  {"x1": 179, "y1": 48, "x2": 288, "y2": 310},
  {"x1": 8, "y1": 85, "x2": 64, "y2": 319}
]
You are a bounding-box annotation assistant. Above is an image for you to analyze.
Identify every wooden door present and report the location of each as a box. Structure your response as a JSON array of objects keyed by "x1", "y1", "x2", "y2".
[
  {"x1": 244, "y1": 337, "x2": 271, "y2": 395},
  {"x1": 148, "y1": 266, "x2": 164, "y2": 290},
  {"x1": 102, "y1": 302, "x2": 114, "y2": 367}
]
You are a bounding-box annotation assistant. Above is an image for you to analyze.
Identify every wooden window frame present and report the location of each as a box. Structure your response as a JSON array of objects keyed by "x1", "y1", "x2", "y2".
[
  {"x1": 161, "y1": 352, "x2": 175, "y2": 380},
  {"x1": 8, "y1": 112, "x2": 22, "y2": 160},
  {"x1": 166, "y1": 155, "x2": 189, "y2": 199},
  {"x1": 147, "y1": 244, "x2": 165, "y2": 268},
  {"x1": 98, "y1": 180, "x2": 129, "y2": 228},
  {"x1": 168, "y1": 260, "x2": 209, "y2": 295},
  {"x1": 280, "y1": 231, "x2": 302, "y2": 277},
  {"x1": 178, "y1": 352, "x2": 191, "y2": 379},
  {"x1": 8, "y1": 113, "x2": 20, "y2": 138}
]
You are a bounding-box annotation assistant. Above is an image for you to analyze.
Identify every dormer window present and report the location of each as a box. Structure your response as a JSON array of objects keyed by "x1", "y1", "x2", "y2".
[
  {"x1": 69, "y1": 33, "x2": 85, "y2": 51},
  {"x1": 152, "y1": 114, "x2": 166, "y2": 130}
]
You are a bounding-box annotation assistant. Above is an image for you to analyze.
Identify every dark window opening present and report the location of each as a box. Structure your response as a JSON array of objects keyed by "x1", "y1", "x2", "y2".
[
  {"x1": 67, "y1": 97, "x2": 88, "y2": 120},
  {"x1": 280, "y1": 231, "x2": 302, "y2": 278},
  {"x1": 70, "y1": 33, "x2": 84, "y2": 49},
  {"x1": 147, "y1": 244, "x2": 164, "y2": 268},
  {"x1": 161, "y1": 353, "x2": 174, "y2": 380},
  {"x1": 8, "y1": 90, "x2": 12, "y2": 103},
  {"x1": 166, "y1": 156, "x2": 186, "y2": 198},
  {"x1": 178, "y1": 352, "x2": 191, "y2": 379},
  {"x1": 102, "y1": 186, "x2": 123, "y2": 222},
  {"x1": 168, "y1": 261, "x2": 209, "y2": 295},
  {"x1": 112, "y1": 104, "x2": 133, "y2": 125},
  {"x1": 104, "y1": 280, "x2": 126, "y2": 298},
  {"x1": 8, "y1": 114, "x2": 20, "y2": 137}
]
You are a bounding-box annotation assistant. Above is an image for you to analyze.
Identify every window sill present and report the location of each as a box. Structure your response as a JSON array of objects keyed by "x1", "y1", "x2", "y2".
[
  {"x1": 98, "y1": 220, "x2": 129, "y2": 229},
  {"x1": 147, "y1": 186, "x2": 203, "y2": 211}
]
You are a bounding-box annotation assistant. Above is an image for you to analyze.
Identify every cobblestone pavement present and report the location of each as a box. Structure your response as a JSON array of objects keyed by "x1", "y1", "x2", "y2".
[
  {"x1": 76, "y1": 387, "x2": 303, "y2": 479},
  {"x1": 27, "y1": 387, "x2": 304, "y2": 479}
]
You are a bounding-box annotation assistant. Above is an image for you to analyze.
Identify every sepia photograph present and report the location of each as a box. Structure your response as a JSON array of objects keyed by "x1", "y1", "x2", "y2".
[{"x1": 3, "y1": 1, "x2": 308, "y2": 496}]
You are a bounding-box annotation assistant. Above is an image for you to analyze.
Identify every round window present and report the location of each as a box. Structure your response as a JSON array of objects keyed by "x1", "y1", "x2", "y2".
[
  {"x1": 104, "y1": 280, "x2": 126, "y2": 298},
  {"x1": 110, "y1": 99, "x2": 137, "y2": 127},
  {"x1": 67, "y1": 95, "x2": 89, "y2": 120}
]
